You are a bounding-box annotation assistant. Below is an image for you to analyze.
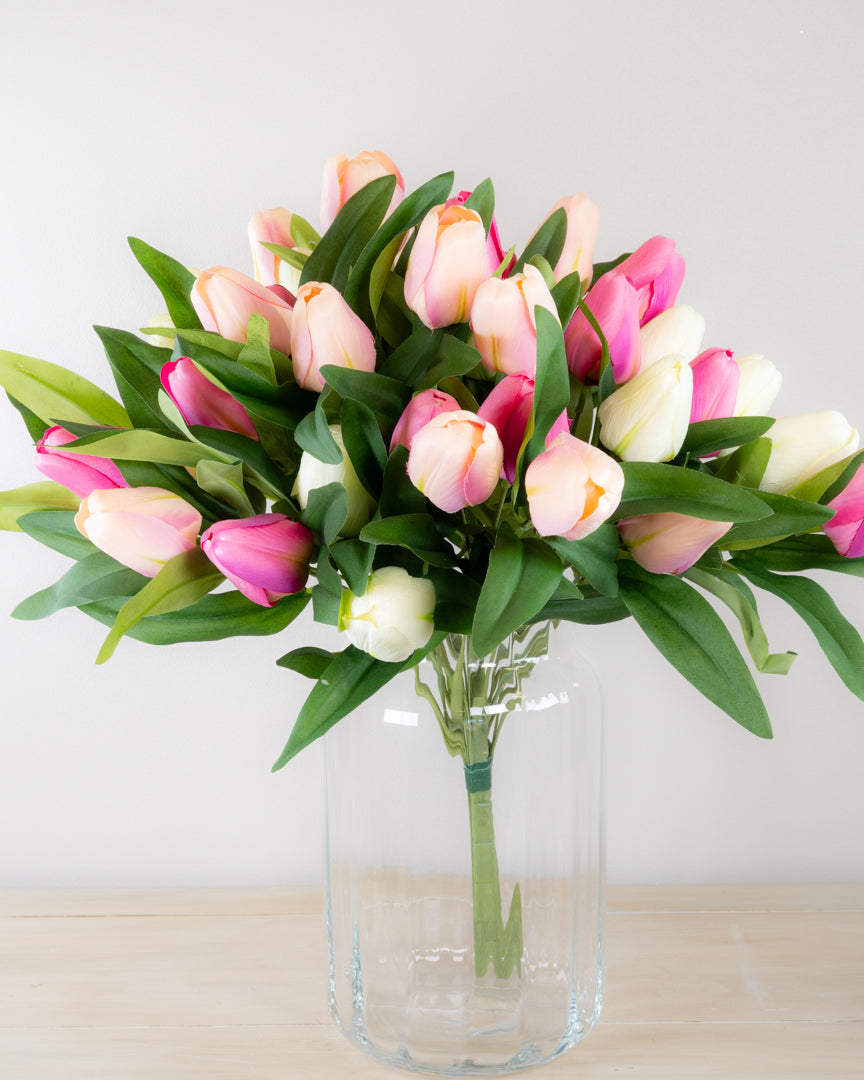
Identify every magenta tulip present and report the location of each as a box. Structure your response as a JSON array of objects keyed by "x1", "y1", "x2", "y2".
[
  {"x1": 545, "y1": 194, "x2": 600, "y2": 287},
  {"x1": 616, "y1": 236, "x2": 685, "y2": 325},
  {"x1": 477, "y1": 373, "x2": 570, "y2": 483},
  {"x1": 201, "y1": 514, "x2": 314, "y2": 607},
  {"x1": 191, "y1": 266, "x2": 294, "y2": 356},
  {"x1": 321, "y1": 150, "x2": 404, "y2": 231},
  {"x1": 617, "y1": 512, "x2": 733, "y2": 575},
  {"x1": 689, "y1": 348, "x2": 739, "y2": 424},
  {"x1": 564, "y1": 271, "x2": 641, "y2": 384},
  {"x1": 471, "y1": 265, "x2": 559, "y2": 376},
  {"x1": 390, "y1": 388, "x2": 461, "y2": 452},
  {"x1": 161, "y1": 357, "x2": 258, "y2": 439},
  {"x1": 291, "y1": 281, "x2": 377, "y2": 393},
  {"x1": 824, "y1": 464, "x2": 864, "y2": 558},
  {"x1": 407, "y1": 410, "x2": 503, "y2": 513},
  {"x1": 35, "y1": 426, "x2": 127, "y2": 498}
]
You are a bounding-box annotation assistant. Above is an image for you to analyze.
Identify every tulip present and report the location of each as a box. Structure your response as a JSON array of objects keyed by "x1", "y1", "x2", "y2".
[
  {"x1": 200, "y1": 514, "x2": 314, "y2": 607},
  {"x1": 248, "y1": 207, "x2": 303, "y2": 296},
  {"x1": 321, "y1": 150, "x2": 405, "y2": 231},
  {"x1": 640, "y1": 304, "x2": 706, "y2": 370},
  {"x1": 760, "y1": 412, "x2": 860, "y2": 494},
  {"x1": 294, "y1": 425, "x2": 375, "y2": 537},
  {"x1": 477, "y1": 373, "x2": 570, "y2": 483},
  {"x1": 471, "y1": 265, "x2": 559, "y2": 376},
  {"x1": 446, "y1": 190, "x2": 513, "y2": 276},
  {"x1": 525, "y1": 432, "x2": 625, "y2": 541},
  {"x1": 564, "y1": 272, "x2": 641, "y2": 384},
  {"x1": 616, "y1": 236, "x2": 685, "y2": 325},
  {"x1": 160, "y1": 357, "x2": 258, "y2": 439},
  {"x1": 404, "y1": 204, "x2": 494, "y2": 329},
  {"x1": 689, "y1": 348, "x2": 739, "y2": 423},
  {"x1": 191, "y1": 266, "x2": 294, "y2": 356},
  {"x1": 145, "y1": 313, "x2": 176, "y2": 350},
  {"x1": 617, "y1": 512, "x2": 733, "y2": 575},
  {"x1": 339, "y1": 565, "x2": 436, "y2": 663},
  {"x1": 74, "y1": 486, "x2": 201, "y2": 578},
  {"x1": 35, "y1": 426, "x2": 128, "y2": 499},
  {"x1": 290, "y1": 281, "x2": 377, "y2": 393},
  {"x1": 597, "y1": 354, "x2": 694, "y2": 463},
  {"x1": 824, "y1": 463, "x2": 864, "y2": 558},
  {"x1": 545, "y1": 194, "x2": 600, "y2": 287},
  {"x1": 733, "y1": 353, "x2": 782, "y2": 417},
  {"x1": 390, "y1": 388, "x2": 461, "y2": 452},
  {"x1": 406, "y1": 410, "x2": 503, "y2": 513}
]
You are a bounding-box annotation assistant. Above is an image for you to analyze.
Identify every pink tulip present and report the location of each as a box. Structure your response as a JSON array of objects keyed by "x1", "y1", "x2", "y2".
[
  {"x1": 824, "y1": 463, "x2": 864, "y2": 558},
  {"x1": 390, "y1": 388, "x2": 461, "y2": 452},
  {"x1": 564, "y1": 272, "x2": 641, "y2": 384},
  {"x1": 161, "y1": 357, "x2": 258, "y2": 440},
  {"x1": 446, "y1": 190, "x2": 513, "y2": 276},
  {"x1": 477, "y1": 373, "x2": 570, "y2": 483},
  {"x1": 616, "y1": 236, "x2": 685, "y2": 325},
  {"x1": 321, "y1": 150, "x2": 404, "y2": 231},
  {"x1": 525, "y1": 432, "x2": 625, "y2": 542},
  {"x1": 546, "y1": 194, "x2": 600, "y2": 287},
  {"x1": 406, "y1": 410, "x2": 503, "y2": 513},
  {"x1": 404, "y1": 204, "x2": 494, "y2": 329},
  {"x1": 617, "y1": 512, "x2": 733, "y2": 575},
  {"x1": 290, "y1": 281, "x2": 377, "y2": 392},
  {"x1": 74, "y1": 486, "x2": 202, "y2": 578},
  {"x1": 248, "y1": 207, "x2": 300, "y2": 293},
  {"x1": 689, "y1": 348, "x2": 739, "y2": 423},
  {"x1": 35, "y1": 426, "x2": 127, "y2": 498},
  {"x1": 201, "y1": 514, "x2": 314, "y2": 607},
  {"x1": 471, "y1": 265, "x2": 559, "y2": 376},
  {"x1": 191, "y1": 266, "x2": 294, "y2": 356}
]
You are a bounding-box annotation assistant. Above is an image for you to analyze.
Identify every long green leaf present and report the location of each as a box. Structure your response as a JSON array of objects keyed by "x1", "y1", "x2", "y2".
[
  {"x1": 722, "y1": 490, "x2": 834, "y2": 549},
  {"x1": 128, "y1": 237, "x2": 201, "y2": 331},
  {"x1": 319, "y1": 366, "x2": 410, "y2": 427},
  {"x1": 516, "y1": 307, "x2": 569, "y2": 486},
  {"x1": 616, "y1": 462, "x2": 773, "y2": 523},
  {"x1": 533, "y1": 591, "x2": 630, "y2": 625},
  {"x1": 18, "y1": 510, "x2": 95, "y2": 558},
  {"x1": 275, "y1": 646, "x2": 337, "y2": 679},
  {"x1": 680, "y1": 416, "x2": 774, "y2": 459},
  {"x1": 13, "y1": 552, "x2": 146, "y2": 620},
  {"x1": 512, "y1": 208, "x2": 567, "y2": 275},
  {"x1": 360, "y1": 513, "x2": 458, "y2": 568},
  {"x1": 0, "y1": 482, "x2": 80, "y2": 531},
  {"x1": 0, "y1": 349, "x2": 130, "y2": 428},
  {"x1": 66, "y1": 428, "x2": 231, "y2": 469},
  {"x1": 545, "y1": 524, "x2": 620, "y2": 597},
  {"x1": 93, "y1": 325, "x2": 170, "y2": 430},
  {"x1": 732, "y1": 535, "x2": 864, "y2": 578}
]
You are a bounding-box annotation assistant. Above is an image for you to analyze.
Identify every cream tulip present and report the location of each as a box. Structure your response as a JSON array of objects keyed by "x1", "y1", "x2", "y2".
[
  {"x1": 597, "y1": 354, "x2": 694, "y2": 463},
  {"x1": 760, "y1": 412, "x2": 860, "y2": 494}
]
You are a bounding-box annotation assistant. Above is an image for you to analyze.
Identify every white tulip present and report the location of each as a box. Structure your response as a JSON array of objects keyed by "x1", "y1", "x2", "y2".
[
  {"x1": 733, "y1": 354, "x2": 782, "y2": 417},
  {"x1": 761, "y1": 412, "x2": 860, "y2": 494},
  {"x1": 294, "y1": 424, "x2": 375, "y2": 536},
  {"x1": 339, "y1": 566, "x2": 436, "y2": 662},
  {"x1": 640, "y1": 305, "x2": 706, "y2": 369},
  {"x1": 598, "y1": 354, "x2": 694, "y2": 462}
]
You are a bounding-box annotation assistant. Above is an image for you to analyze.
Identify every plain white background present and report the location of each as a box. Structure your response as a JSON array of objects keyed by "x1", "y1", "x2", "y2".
[{"x1": 1, "y1": 0, "x2": 862, "y2": 887}]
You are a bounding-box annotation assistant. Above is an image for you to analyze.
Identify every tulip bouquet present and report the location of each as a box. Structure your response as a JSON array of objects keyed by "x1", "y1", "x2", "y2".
[{"x1": 2, "y1": 151, "x2": 864, "y2": 976}]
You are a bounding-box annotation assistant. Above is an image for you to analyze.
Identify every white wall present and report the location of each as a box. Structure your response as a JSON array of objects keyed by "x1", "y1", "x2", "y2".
[{"x1": 1, "y1": 0, "x2": 862, "y2": 886}]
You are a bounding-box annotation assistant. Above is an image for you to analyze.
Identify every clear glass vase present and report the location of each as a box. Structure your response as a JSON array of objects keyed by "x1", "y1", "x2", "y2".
[{"x1": 323, "y1": 620, "x2": 604, "y2": 1076}]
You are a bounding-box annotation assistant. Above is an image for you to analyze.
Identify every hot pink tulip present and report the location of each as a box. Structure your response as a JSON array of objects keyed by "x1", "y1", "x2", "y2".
[
  {"x1": 689, "y1": 348, "x2": 739, "y2": 424},
  {"x1": 161, "y1": 357, "x2": 258, "y2": 440},
  {"x1": 406, "y1": 410, "x2": 503, "y2": 513},
  {"x1": 477, "y1": 373, "x2": 570, "y2": 483},
  {"x1": 321, "y1": 150, "x2": 405, "y2": 231},
  {"x1": 35, "y1": 426, "x2": 127, "y2": 498},
  {"x1": 446, "y1": 190, "x2": 513, "y2": 276},
  {"x1": 617, "y1": 512, "x2": 733, "y2": 575},
  {"x1": 404, "y1": 204, "x2": 494, "y2": 329},
  {"x1": 390, "y1": 388, "x2": 461, "y2": 452},
  {"x1": 525, "y1": 433, "x2": 624, "y2": 542},
  {"x1": 824, "y1": 464, "x2": 864, "y2": 558},
  {"x1": 291, "y1": 281, "x2": 377, "y2": 393},
  {"x1": 74, "y1": 486, "x2": 202, "y2": 578},
  {"x1": 191, "y1": 266, "x2": 294, "y2": 356},
  {"x1": 564, "y1": 272, "x2": 641, "y2": 384},
  {"x1": 616, "y1": 236, "x2": 685, "y2": 326},
  {"x1": 201, "y1": 514, "x2": 314, "y2": 607},
  {"x1": 471, "y1": 265, "x2": 559, "y2": 376},
  {"x1": 248, "y1": 207, "x2": 300, "y2": 293},
  {"x1": 546, "y1": 194, "x2": 600, "y2": 287}
]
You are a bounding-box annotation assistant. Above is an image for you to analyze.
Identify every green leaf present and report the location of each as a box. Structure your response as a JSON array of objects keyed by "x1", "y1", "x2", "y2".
[
  {"x1": 329, "y1": 538, "x2": 375, "y2": 596},
  {"x1": 311, "y1": 549, "x2": 344, "y2": 625},
  {"x1": 732, "y1": 535, "x2": 864, "y2": 578},
  {"x1": 616, "y1": 462, "x2": 773, "y2": 523},
  {"x1": 0, "y1": 349, "x2": 130, "y2": 428},
  {"x1": 0, "y1": 482, "x2": 80, "y2": 531},
  {"x1": 187, "y1": 426, "x2": 295, "y2": 503},
  {"x1": 93, "y1": 325, "x2": 171, "y2": 430},
  {"x1": 340, "y1": 398, "x2": 387, "y2": 497},
  {"x1": 617, "y1": 562, "x2": 772, "y2": 738},
  {"x1": 591, "y1": 252, "x2": 632, "y2": 280},
  {"x1": 293, "y1": 397, "x2": 343, "y2": 464},
  {"x1": 722, "y1": 490, "x2": 834, "y2": 549},
  {"x1": 415, "y1": 335, "x2": 483, "y2": 391},
  {"x1": 12, "y1": 552, "x2": 146, "y2": 620},
  {"x1": 713, "y1": 437, "x2": 772, "y2": 488},
  {"x1": 5, "y1": 392, "x2": 51, "y2": 441},
  {"x1": 513, "y1": 208, "x2": 567, "y2": 275},
  {"x1": 793, "y1": 449, "x2": 864, "y2": 504},
  {"x1": 360, "y1": 514, "x2": 458, "y2": 567},
  {"x1": 289, "y1": 213, "x2": 320, "y2": 249},
  {"x1": 128, "y1": 237, "x2": 202, "y2": 331},
  {"x1": 533, "y1": 590, "x2": 630, "y2": 625},
  {"x1": 237, "y1": 314, "x2": 277, "y2": 383},
  {"x1": 67, "y1": 428, "x2": 230, "y2": 469},
  {"x1": 424, "y1": 566, "x2": 480, "y2": 634},
  {"x1": 18, "y1": 510, "x2": 95, "y2": 559},
  {"x1": 318, "y1": 366, "x2": 409, "y2": 427},
  {"x1": 819, "y1": 450, "x2": 864, "y2": 505},
  {"x1": 300, "y1": 483, "x2": 348, "y2": 547},
  {"x1": 545, "y1": 523, "x2": 620, "y2": 597},
  {"x1": 463, "y1": 178, "x2": 495, "y2": 234},
  {"x1": 275, "y1": 646, "x2": 337, "y2": 679},
  {"x1": 378, "y1": 445, "x2": 425, "y2": 517},
  {"x1": 517, "y1": 306, "x2": 570, "y2": 483},
  {"x1": 194, "y1": 459, "x2": 256, "y2": 517},
  {"x1": 551, "y1": 271, "x2": 582, "y2": 327},
  {"x1": 680, "y1": 416, "x2": 774, "y2": 459}
]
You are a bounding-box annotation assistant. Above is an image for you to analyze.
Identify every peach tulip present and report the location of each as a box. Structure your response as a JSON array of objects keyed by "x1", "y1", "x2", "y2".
[
  {"x1": 446, "y1": 190, "x2": 513, "y2": 276},
  {"x1": 406, "y1": 410, "x2": 503, "y2": 513},
  {"x1": 390, "y1": 388, "x2": 461, "y2": 452},
  {"x1": 35, "y1": 426, "x2": 127, "y2": 498},
  {"x1": 824, "y1": 463, "x2": 864, "y2": 558},
  {"x1": 321, "y1": 150, "x2": 404, "y2": 231},
  {"x1": 161, "y1": 357, "x2": 258, "y2": 439},
  {"x1": 617, "y1": 512, "x2": 733, "y2": 575},
  {"x1": 200, "y1": 514, "x2": 314, "y2": 607},
  {"x1": 546, "y1": 194, "x2": 600, "y2": 287},
  {"x1": 191, "y1": 266, "x2": 293, "y2": 356},
  {"x1": 471, "y1": 265, "x2": 559, "y2": 376},
  {"x1": 290, "y1": 282, "x2": 377, "y2": 393},
  {"x1": 564, "y1": 272, "x2": 641, "y2": 384},
  {"x1": 616, "y1": 236, "x2": 685, "y2": 325},
  {"x1": 248, "y1": 207, "x2": 302, "y2": 296},
  {"x1": 477, "y1": 373, "x2": 569, "y2": 483}
]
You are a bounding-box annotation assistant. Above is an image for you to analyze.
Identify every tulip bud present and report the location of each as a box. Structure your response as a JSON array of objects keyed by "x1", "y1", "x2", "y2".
[
  {"x1": 390, "y1": 388, "x2": 461, "y2": 452},
  {"x1": 339, "y1": 566, "x2": 435, "y2": 663},
  {"x1": 760, "y1": 412, "x2": 860, "y2": 494},
  {"x1": 640, "y1": 305, "x2": 706, "y2": 370},
  {"x1": 35, "y1": 426, "x2": 128, "y2": 499},
  {"x1": 404, "y1": 204, "x2": 494, "y2": 329},
  {"x1": 477, "y1": 373, "x2": 569, "y2": 483},
  {"x1": 191, "y1": 266, "x2": 294, "y2": 356},
  {"x1": 564, "y1": 272, "x2": 641, "y2": 384},
  {"x1": 201, "y1": 514, "x2": 314, "y2": 607},
  {"x1": 321, "y1": 150, "x2": 405, "y2": 231},
  {"x1": 406, "y1": 410, "x2": 503, "y2": 513},
  {"x1": 598, "y1": 354, "x2": 694, "y2": 463},
  {"x1": 294, "y1": 425, "x2": 375, "y2": 537},
  {"x1": 248, "y1": 207, "x2": 303, "y2": 296},
  {"x1": 160, "y1": 357, "x2": 258, "y2": 440},
  {"x1": 471, "y1": 265, "x2": 559, "y2": 376},
  {"x1": 689, "y1": 348, "x2": 739, "y2": 423},
  {"x1": 290, "y1": 282, "x2": 377, "y2": 393},
  {"x1": 616, "y1": 236, "x2": 685, "y2": 325},
  {"x1": 546, "y1": 194, "x2": 600, "y2": 287},
  {"x1": 617, "y1": 512, "x2": 733, "y2": 575},
  {"x1": 74, "y1": 486, "x2": 202, "y2": 578},
  {"x1": 733, "y1": 353, "x2": 782, "y2": 417},
  {"x1": 526, "y1": 433, "x2": 625, "y2": 542},
  {"x1": 824, "y1": 463, "x2": 864, "y2": 558}
]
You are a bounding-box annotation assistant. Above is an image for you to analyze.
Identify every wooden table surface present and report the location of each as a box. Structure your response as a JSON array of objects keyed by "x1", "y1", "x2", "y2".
[{"x1": 1, "y1": 884, "x2": 862, "y2": 1078}]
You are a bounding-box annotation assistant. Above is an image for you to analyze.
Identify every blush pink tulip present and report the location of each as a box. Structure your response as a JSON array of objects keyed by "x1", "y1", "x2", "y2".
[
  {"x1": 161, "y1": 357, "x2": 258, "y2": 440},
  {"x1": 446, "y1": 190, "x2": 513, "y2": 277},
  {"x1": 35, "y1": 426, "x2": 127, "y2": 498},
  {"x1": 564, "y1": 271, "x2": 641, "y2": 384},
  {"x1": 824, "y1": 463, "x2": 864, "y2": 558},
  {"x1": 406, "y1": 410, "x2": 503, "y2": 513},
  {"x1": 689, "y1": 348, "x2": 740, "y2": 423},
  {"x1": 546, "y1": 194, "x2": 600, "y2": 287},
  {"x1": 248, "y1": 207, "x2": 301, "y2": 295},
  {"x1": 290, "y1": 282, "x2": 377, "y2": 393},
  {"x1": 616, "y1": 236, "x2": 686, "y2": 325},
  {"x1": 74, "y1": 487, "x2": 202, "y2": 578},
  {"x1": 617, "y1": 512, "x2": 733, "y2": 575},
  {"x1": 404, "y1": 204, "x2": 494, "y2": 329},
  {"x1": 200, "y1": 514, "x2": 314, "y2": 607},
  {"x1": 321, "y1": 150, "x2": 405, "y2": 231},
  {"x1": 191, "y1": 266, "x2": 294, "y2": 356},
  {"x1": 471, "y1": 265, "x2": 559, "y2": 376},
  {"x1": 477, "y1": 373, "x2": 570, "y2": 483},
  {"x1": 390, "y1": 388, "x2": 461, "y2": 452},
  {"x1": 525, "y1": 432, "x2": 624, "y2": 542}
]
